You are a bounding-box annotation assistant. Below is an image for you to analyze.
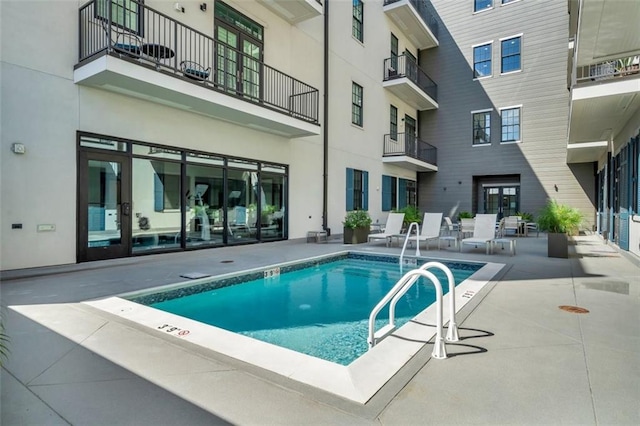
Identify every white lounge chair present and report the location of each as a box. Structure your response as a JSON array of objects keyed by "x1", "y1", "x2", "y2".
[
  {"x1": 460, "y1": 214, "x2": 497, "y2": 254},
  {"x1": 414, "y1": 212, "x2": 443, "y2": 250},
  {"x1": 368, "y1": 212, "x2": 405, "y2": 246}
]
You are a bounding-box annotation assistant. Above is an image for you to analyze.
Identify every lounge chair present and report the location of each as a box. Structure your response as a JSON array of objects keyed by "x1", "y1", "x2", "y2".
[
  {"x1": 414, "y1": 212, "x2": 443, "y2": 250},
  {"x1": 460, "y1": 214, "x2": 497, "y2": 254},
  {"x1": 491, "y1": 218, "x2": 517, "y2": 256},
  {"x1": 367, "y1": 212, "x2": 405, "y2": 246}
]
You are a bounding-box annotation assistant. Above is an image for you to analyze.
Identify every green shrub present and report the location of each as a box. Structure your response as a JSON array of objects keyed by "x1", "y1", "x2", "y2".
[
  {"x1": 394, "y1": 205, "x2": 422, "y2": 225},
  {"x1": 458, "y1": 211, "x2": 473, "y2": 219},
  {"x1": 536, "y1": 200, "x2": 583, "y2": 235},
  {"x1": 343, "y1": 210, "x2": 372, "y2": 229},
  {"x1": 516, "y1": 211, "x2": 534, "y2": 222}
]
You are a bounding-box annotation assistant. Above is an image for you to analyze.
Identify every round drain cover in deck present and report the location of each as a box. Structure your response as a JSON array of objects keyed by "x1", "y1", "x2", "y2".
[{"x1": 559, "y1": 305, "x2": 589, "y2": 314}]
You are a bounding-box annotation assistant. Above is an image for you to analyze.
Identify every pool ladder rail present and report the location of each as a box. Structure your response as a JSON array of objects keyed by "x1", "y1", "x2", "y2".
[{"x1": 367, "y1": 260, "x2": 459, "y2": 360}]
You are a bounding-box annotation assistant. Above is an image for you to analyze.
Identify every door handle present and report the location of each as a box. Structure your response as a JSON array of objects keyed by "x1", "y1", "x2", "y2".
[{"x1": 122, "y1": 202, "x2": 131, "y2": 216}]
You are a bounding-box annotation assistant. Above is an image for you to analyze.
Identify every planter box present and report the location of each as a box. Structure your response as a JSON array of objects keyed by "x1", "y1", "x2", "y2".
[
  {"x1": 547, "y1": 232, "x2": 569, "y2": 258},
  {"x1": 344, "y1": 226, "x2": 369, "y2": 244}
]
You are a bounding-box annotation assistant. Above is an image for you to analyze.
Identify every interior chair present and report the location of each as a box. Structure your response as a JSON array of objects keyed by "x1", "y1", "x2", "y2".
[
  {"x1": 413, "y1": 212, "x2": 443, "y2": 250},
  {"x1": 460, "y1": 214, "x2": 497, "y2": 254},
  {"x1": 367, "y1": 212, "x2": 405, "y2": 246},
  {"x1": 180, "y1": 60, "x2": 211, "y2": 81}
]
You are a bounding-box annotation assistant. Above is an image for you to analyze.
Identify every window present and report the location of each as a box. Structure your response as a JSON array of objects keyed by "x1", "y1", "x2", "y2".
[
  {"x1": 501, "y1": 36, "x2": 521, "y2": 73},
  {"x1": 473, "y1": 43, "x2": 492, "y2": 78},
  {"x1": 346, "y1": 168, "x2": 368, "y2": 211},
  {"x1": 501, "y1": 107, "x2": 521, "y2": 142},
  {"x1": 474, "y1": 0, "x2": 493, "y2": 12},
  {"x1": 390, "y1": 105, "x2": 398, "y2": 140},
  {"x1": 391, "y1": 33, "x2": 398, "y2": 71},
  {"x1": 382, "y1": 175, "x2": 397, "y2": 211},
  {"x1": 352, "y1": 0, "x2": 363, "y2": 42},
  {"x1": 398, "y1": 179, "x2": 416, "y2": 209},
  {"x1": 472, "y1": 110, "x2": 491, "y2": 145},
  {"x1": 97, "y1": 0, "x2": 141, "y2": 33},
  {"x1": 502, "y1": 0, "x2": 519, "y2": 4},
  {"x1": 352, "y1": 82, "x2": 363, "y2": 126}
]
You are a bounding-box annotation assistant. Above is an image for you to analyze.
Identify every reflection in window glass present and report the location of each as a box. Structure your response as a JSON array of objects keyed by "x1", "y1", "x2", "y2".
[
  {"x1": 186, "y1": 164, "x2": 224, "y2": 247},
  {"x1": 227, "y1": 169, "x2": 258, "y2": 244},
  {"x1": 501, "y1": 37, "x2": 521, "y2": 73},
  {"x1": 132, "y1": 158, "x2": 181, "y2": 252},
  {"x1": 474, "y1": 0, "x2": 492, "y2": 12},
  {"x1": 473, "y1": 44, "x2": 492, "y2": 78},
  {"x1": 260, "y1": 172, "x2": 286, "y2": 240},
  {"x1": 501, "y1": 107, "x2": 521, "y2": 142},
  {"x1": 473, "y1": 111, "x2": 491, "y2": 145}
]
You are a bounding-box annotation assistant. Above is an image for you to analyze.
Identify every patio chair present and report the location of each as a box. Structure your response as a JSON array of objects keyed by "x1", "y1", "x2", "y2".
[
  {"x1": 413, "y1": 212, "x2": 443, "y2": 250},
  {"x1": 459, "y1": 218, "x2": 475, "y2": 239},
  {"x1": 367, "y1": 212, "x2": 404, "y2": 246},
  {"x1": 102, "y1": 21, "x2": 142, "y2": 57},
  {"x1": 460, "y1": 213, "x2": 497, "y2": 254},
  {"x1": 180, "y1": 60, "x2": 211, "y2": 81},
  {"x1": 438, "y1": 216, "x2": 458, "y2": 250},
  {"x1": 504, "y1": 216, "x2": 521, "y2": 236},
  {"x1": 491, "y1": 218, "x2": 517, "y2": 256}
]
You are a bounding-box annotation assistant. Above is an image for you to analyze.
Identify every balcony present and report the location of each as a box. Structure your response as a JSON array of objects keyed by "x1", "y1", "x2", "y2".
[
  {"x1": 383, "y1": 0, "x2": 438, "y2": 50},
  {"x1": 567, "y1": 55, "x2": 640, "y2": 163},
  {"x1": 257, "y1": 0, "x2": 323, "y2": 24},
  {"x1": 382, "y1": 133, "x2": 437, "y2": 172},
  {"x1": 74, "y1": 0, "x2": 320, "y2": 138},
  {"x1": 382, "y1": 55, "x2": 438, "y2": 111}
]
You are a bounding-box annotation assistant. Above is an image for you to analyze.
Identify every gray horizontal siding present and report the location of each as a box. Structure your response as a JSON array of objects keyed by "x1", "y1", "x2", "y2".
[{"x1": 417, "y1": 0, "x2": 596, "y2": 226}]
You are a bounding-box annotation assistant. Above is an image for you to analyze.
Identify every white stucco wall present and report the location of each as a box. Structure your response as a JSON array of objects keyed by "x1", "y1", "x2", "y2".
[{"x1": 0, "y1": 0, "x2": 325, "y2": 270}]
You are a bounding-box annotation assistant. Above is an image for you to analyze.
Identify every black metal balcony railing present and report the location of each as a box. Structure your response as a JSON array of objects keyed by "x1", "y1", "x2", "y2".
[
  {"x1": 574, "y1": 54, "x2": 640, "y2": 84},
  {"x1": 78, "y1": 0, "x2": 319, "y2": 124},
  {"x1": 383, "y1": 133, "x2": 437, "y2": 166},
  {"x1": 383, "y1": 0, "x2": 439, "y2": 38},
  {"x1": 383, "y1": 54, "x2": 438, "y2": 102}
]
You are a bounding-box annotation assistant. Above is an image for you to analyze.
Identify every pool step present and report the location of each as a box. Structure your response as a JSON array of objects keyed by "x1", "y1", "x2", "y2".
[{"x1": 372, "y1": 324, "x2": 396, "y2": 345}]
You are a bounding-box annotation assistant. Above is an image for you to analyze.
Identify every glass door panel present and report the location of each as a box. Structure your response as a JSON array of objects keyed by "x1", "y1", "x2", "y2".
[
  {"x1": 260, "y1": 172, "x2": 286, "y2": 240},
  {"x1": 78, "y1": 150, "x2": 131, "y2": 261},
  {"x1": 242, "y1": 38, "x2": 261, "y2": 100},
  {"x1": 226, "y1": 169, "x2": 258, "y2": 244},
  {"x1": 216, "y1": 25, "x2": 239, "y2": 93},
  {"x1": 185, "y1": 164, "x2": 224, "y2": 247},
  {"x1": 484, "y1": 186, "x2": 519, "y2": 219},
  {"x1": 131, "y1": 158, "x2": 182, "y2": 252},
  {"x1": 405, "y1": 115, "x2": 417, "y2": 157}
]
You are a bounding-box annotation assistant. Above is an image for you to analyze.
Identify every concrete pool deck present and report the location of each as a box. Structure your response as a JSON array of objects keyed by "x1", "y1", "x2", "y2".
[{"x1": 1, "y1": 233, "x2": 639, "y2": 425}]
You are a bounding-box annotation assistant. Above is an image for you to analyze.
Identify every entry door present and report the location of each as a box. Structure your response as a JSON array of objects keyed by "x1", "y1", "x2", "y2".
[
  {"x1": 215, "y1": 23, "x2": 262, "y2": 100},
  {"x1": 484, "y1": 186, "x2": 519, "y2": 219},
  {"x1": 78, "y1": 150, "x2": 131, "y2": 262},
  {"x1": 405, "y1": 115, "x2": 417, "y2": 157}
]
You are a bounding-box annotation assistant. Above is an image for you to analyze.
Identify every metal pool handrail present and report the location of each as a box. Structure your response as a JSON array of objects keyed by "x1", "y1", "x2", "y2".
[
  {"x1": 400, "y1": 221, "x2": 421, "y2": 265},
  {"x1": 367, "y1": 268, "x2": 447, "y2": 360},
  {"x1": 391, "y1": 262, "x2": 459, "y2": 343}
]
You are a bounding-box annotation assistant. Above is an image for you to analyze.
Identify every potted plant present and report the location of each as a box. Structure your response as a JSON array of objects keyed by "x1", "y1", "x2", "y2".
[
  {"x1": 394, "y1": 205, "x2": 421, "y2": 231},
  {"x1": 458, "y1": 211, "x2": 473, "y2": 220},
  {"x1": 536, "y1": 199, "x2": 583, "y2": 258},
  {"x1": 343, "y1": 210, "x2": 372, "y2": 244}
]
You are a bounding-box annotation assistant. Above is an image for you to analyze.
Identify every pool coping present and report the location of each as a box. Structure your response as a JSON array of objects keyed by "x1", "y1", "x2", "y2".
[{"x1": 84, "y1": 251, "x2": 505, "y2": 404}]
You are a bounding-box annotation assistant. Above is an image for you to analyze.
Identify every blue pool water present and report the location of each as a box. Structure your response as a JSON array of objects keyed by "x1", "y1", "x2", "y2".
[{"x1": 139, "y1": 255, "x2": 482, "y2": 365}]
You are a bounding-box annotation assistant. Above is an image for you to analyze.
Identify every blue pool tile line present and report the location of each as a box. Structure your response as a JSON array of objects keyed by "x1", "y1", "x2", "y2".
[{"x1": 130, "y1": 252, "x2": 483, "y2": 306}]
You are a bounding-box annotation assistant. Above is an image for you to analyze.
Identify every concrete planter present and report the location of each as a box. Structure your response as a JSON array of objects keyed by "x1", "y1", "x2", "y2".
[
  {"x1": 547, "y1": 232, "x2": 569, "y2": 258},
  {"x1": 344, "y1": 227, "x2": 369, "y2": 244}
]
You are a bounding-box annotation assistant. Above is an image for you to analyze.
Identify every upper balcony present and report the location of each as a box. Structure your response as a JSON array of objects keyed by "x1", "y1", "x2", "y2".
[
  {"x1": 383, "y1": 0, "x2": 438, "y2": 50},
  {"x1": 567, "y1": 55, "x2": 640, "y2": 163},
  {"x1": 75, "y1": 0, "x2": 320, "y2": 138},
  {"x1": 382, "y1": 55, "x2": 438, "y2": 111},
  {"x1": 257, "y1": 0, "x2": 323, "y2": 24},
  {"x1": 382, "y1": 133, "x2": 437, "y2": 172}
]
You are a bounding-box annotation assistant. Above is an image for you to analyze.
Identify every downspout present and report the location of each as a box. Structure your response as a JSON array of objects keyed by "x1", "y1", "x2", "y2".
[{"x1": 322, "y1": 0, "x2": 330, "y2": 235}]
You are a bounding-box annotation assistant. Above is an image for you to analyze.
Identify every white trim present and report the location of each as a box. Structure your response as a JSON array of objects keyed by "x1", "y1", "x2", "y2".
[
  {"x1": 500, "y1": 140, "x2": 522, "y2": 145},
  {"x1": 471, "y1": 40, "x2": 494, "y2": 49},
  {"x1": 498, "y1": 104, "x2": 523, "y2": 112},
  {"x1": 500, "y1": 0, "x2": 522, "y2": 6},
  {"x1": 472, "y1": 142, "x2": 492, "y2": 147},
  {"x1": 499, "y1": 33, "x2": 524, "y2": 42},
  {"x1": 471, "y1": 108, "x2": 493, "y2": 114},
  {"x1": 500, "y1": 69, "x2": 522, "y2": 76}
]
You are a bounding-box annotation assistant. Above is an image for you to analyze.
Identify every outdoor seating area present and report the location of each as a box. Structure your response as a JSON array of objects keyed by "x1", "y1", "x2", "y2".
[{"x1": 358, "y1": 211, "x2": 543, "y2": 256}]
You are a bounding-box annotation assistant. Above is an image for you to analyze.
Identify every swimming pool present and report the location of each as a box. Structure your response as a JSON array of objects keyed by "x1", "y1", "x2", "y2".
[
  {"x1": 134, "y1": 254, "x2": 481, "y2": 365},
  {"x1": 86, "y1": 251, "x2": 505, "y2": 403}
]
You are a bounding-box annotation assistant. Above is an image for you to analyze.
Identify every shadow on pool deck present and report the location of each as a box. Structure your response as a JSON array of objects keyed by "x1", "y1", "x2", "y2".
[{"x1": 1, "y1": 234, "x2": 639, "y2": 425}]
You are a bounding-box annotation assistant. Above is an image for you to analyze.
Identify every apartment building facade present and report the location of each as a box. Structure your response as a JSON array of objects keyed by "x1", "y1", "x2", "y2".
[{"x1": 1, "y1": 0, "x2": 638, "y2": 271}]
